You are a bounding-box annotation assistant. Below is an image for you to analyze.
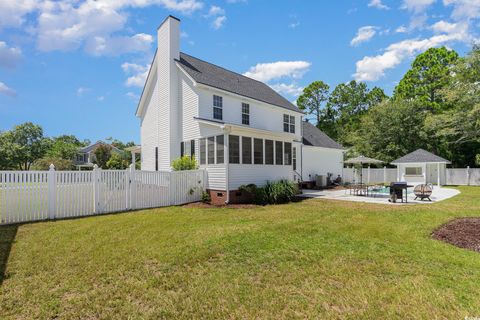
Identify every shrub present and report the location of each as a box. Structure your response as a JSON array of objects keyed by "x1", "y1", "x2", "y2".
[
  {"x1": 172, "y1": 156, "x2": 199, "y2": 171},
  {"x1": 255, "y1": 180, "x2": 299, "y2": 205},
  {"x1": 32, "y1": 157, "x2": 73, "y2": 170},
  {"x1": 201, "y1": 191, "x2": 211, "y2": 203}
]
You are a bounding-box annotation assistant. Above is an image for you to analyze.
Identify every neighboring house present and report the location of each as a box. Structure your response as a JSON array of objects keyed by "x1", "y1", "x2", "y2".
[
  {"x1": 391, "y1": 149, "x2": 451, "y2": 186},
  {"x1": 136, "y1": 15, "x2": 343, "y2": 203},
  {"x1": 301, "y1": 121, "x2": 344, "y2": 182},
  {"x1": 74, "y1": 141, "x2": 121, "y2": 170}
]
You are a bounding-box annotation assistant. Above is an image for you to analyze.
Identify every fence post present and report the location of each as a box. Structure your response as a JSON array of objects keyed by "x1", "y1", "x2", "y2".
[
  {"x1": 367, "y1": 165, "x2": 371, "y2": 184},
  {"x1": 383, "y1": 166, "x2": 387, "y2": 185},
  {"x1": 93, "y1": 165, "x2": 101, "y2": 214},
  {"x1": 128, "y1": 163, "x2": 136, "y2": 210},
  {"x1": 48, "y1": 164, "x2": 56, "y2": 220},
  {"x1": 467, "y1": 166, "x2": 470, "y2": 186}
]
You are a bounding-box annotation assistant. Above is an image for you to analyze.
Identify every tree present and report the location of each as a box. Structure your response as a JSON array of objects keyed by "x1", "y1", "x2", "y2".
[
  {"x1": 32, "y1": 157, "x2": 73, "y2": 170},
  {"x1": 46, "y1": 135, "x2": 87, "y2": 160},
  {"x1": 106, "y1": 137, "x2": 136, "y2": 150},
  {"x1": 327, "y1": 80, "x2": 387, "y2": 143},
  {"x1": 172, "y1": 156, "x2": 199, "y2": 171},
  {"x1": 106, "y1": 152, "x2": 131, "y2": 169},
  {"x1": 93, "y1": 144, "x2": 112, "y2": 168},
  {"x1": 425, "y1": 45, "x2": 480, "y2": 166},
  {"x1": 349, "y1": 99, "x2": 428, "y2": 163},
  {"x1": 297, "y1": 81, "x2": 330, "y2": 125},
  {"x1": 393, "y1": 46, "x2": 459, "y2": 112},
  {"x1": 0, "y1": 122, "x2": 49, "y2": 170}
]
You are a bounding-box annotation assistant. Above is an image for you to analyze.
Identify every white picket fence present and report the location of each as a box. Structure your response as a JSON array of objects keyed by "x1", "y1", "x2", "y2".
[
  {"x1": 0, "y1": 165, "x2": 206, "y2": 225},
  {"x1": 343, "y1": 167, "x2": 397, "y2": 184}
]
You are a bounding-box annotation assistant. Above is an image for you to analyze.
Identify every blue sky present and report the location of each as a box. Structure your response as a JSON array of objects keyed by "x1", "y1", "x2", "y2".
[{"x1": 0, "y1": 0, "x2": 478, "y2": 143}]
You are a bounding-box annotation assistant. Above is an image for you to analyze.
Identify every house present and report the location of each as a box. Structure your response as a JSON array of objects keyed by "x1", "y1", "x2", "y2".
[
  {"x1": 74, "y1": 141, "x2": 121, "y2": 170},
  {"x1": 301, "y1": 121, "x2": 344, "y2": 183},
  {"x1": 136, "y1": 16, "x2": 343, "y2": 204},
  {"x1": 391, "y1": 149, "x2": 451, "y2": 186}
]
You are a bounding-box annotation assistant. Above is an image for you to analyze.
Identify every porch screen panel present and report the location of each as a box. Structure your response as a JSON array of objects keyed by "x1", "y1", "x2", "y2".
[
  {"x1": 229, "y1": 135, "x2": 240, "y2": 164},
  {"x1": 284, "y1": 142, "x2": 292, "y2": 165},
  {"x1": 265, "y1": 140, "x2": 274, "y2": 165},
  {"x1": 254, "y1": 138, "x2": 263, "y2": 164},
  {"x1": 242, "y1": 137, "x2": 252, "y2": 164},
  {"x1": 275, "y1": 141, "x2": 283, "y2": 165},
  {"x1": 208, "y1": 137, "x2": 215, "y2": 164}
]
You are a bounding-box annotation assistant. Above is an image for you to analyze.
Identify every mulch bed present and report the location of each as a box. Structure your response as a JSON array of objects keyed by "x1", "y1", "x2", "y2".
[
  {"x1": 183, "y1": 202, "x2": 260, "y2": 209},
  {"x1": 432, "y1": 218, "x2": 480, "y2": 253}
]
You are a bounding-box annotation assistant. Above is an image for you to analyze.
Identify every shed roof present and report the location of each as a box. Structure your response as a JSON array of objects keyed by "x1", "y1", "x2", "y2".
[{"x1": 391, "y1": 149, "x2": 451, "y2": 164}]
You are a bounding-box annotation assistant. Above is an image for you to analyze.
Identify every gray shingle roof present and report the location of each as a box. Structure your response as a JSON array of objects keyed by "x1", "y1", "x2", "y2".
[
  {"x1": 78, "y1": 141, "x2": 121, "y2": 154},
  {"x1": 302, "y1": 121, "x2": 344, "y2": 150},
  {"x1": 176, "y1": 52, "x2": 301, "y2": 113},
  {"x1": 391, "y1": 149, "x2": 451, "y2": 164}
]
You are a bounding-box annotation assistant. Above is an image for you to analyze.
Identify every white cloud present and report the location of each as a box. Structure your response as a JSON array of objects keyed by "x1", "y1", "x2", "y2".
[
  {"x1": 269, "y1": 83, "x2": 304, "y2": 97},
  {"x1": 122, "y1": 62, "x2": 150, "y2": 87},
  {"x1": 212, "y1": 16, "x2": 227, "y2": 30},
  {"x1": 126, "y1": 92, "x2": 140, "y2": 101},
  {"x1": 2, "y1": 0, "x2": 202, "y2": 55},
  {"x1": 84, "y1": 33, "x2": 154, "y2": 56},
  {"x1": 0, "y1": 82, "x2": 17, "y2": 97},
  {"x1": 431, "y1": 20, "x2": 461, "y2": 33},
  {"x1": 0, "y1": 0, "x2": 37, "y2": 29},
  {"x1": 77, "y1": 87, "x2": 91, "y2": 97},
  {"x1": 354, "y1": 23, "x2": 470, "y2": 81},
  {"x1": 396, "y1": 25, "x2": 408, "y2": 33},
  {"x1": 444, "y1": 0, "x2": 480, "y2": 20},
  {"x1": 206, "y1": 5, "x2": 225, "y2": 16},
  {"x1": 350, "y1": 26, "x2": 377, "y2": 46},
  {"x1": 289, "y1": 21, "x2": 300, "y2": 29},
  {"x1": 368, "y1": 0, "x2": 390, "y2": 10},
  {"x1": 243, "y1": 61, "x2": 311, "y2": 82},
  {"x1": 402, "y1": 0, "x2": 437, "y2": 13},
  {"x1": 0, "y1": 41, "x2": 22, "y2": 68}
]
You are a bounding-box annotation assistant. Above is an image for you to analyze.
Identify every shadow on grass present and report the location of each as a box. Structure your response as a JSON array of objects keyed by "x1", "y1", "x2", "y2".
[{"x1": 0, "y1": 224, "x2": 18, "y2": 286}]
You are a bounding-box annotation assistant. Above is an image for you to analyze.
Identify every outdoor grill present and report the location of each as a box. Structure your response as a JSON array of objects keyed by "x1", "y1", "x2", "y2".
[{"x1": 389, "y1": 182, "x2": 412, "y2": 203}]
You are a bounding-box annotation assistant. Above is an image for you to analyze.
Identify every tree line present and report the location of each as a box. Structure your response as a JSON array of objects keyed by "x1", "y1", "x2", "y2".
[
  {"x1": 0, "y1": 122, "x2": 137, "y2": 170},
  {"x1": 297, "y1": 45, "x2": 480, "y2": 167}
]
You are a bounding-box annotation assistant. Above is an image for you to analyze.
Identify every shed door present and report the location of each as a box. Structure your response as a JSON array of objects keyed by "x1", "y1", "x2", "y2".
[{"x1": 427, "y1": 164, "x2": 437, "y2": 184}]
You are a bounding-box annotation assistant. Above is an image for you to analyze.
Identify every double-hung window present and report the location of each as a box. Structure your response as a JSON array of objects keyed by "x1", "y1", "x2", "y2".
[
  {"x1": 242, "y1": 103, "x2": 250, "y2": 125},
  {"x1": 229, "y1": 135, "x2": 240, "y2": 164},
  {"x1": 283, "y1": 114, "x2": 295, "y2": 133},
  {"x1": 242, "y1": 137, "x2": 252, "y2": 164},
  {"x1": 292, "y1": 147, "x2": 297, "y2": 170},
  {"x1": 213, "y1": 95, "x2": 223, "y2": 120}
]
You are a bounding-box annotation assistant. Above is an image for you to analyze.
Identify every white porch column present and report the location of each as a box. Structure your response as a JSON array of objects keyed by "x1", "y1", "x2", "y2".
[
  {"x1": 423, "y1": 163, "x2": 427, "y2": 184},
  {"x1": 437, "y1": 162, "x2": 441, "y2": 187}
]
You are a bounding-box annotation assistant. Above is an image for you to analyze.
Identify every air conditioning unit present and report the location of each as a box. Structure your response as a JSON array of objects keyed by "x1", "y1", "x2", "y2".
[{"x1": 315, "y1": 175, "x2": 327, "y2": 187}]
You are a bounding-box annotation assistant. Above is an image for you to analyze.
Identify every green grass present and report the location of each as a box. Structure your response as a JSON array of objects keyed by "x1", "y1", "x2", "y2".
[{"x1": 1, "y1": 187, "x2": 480, "y2": 319}]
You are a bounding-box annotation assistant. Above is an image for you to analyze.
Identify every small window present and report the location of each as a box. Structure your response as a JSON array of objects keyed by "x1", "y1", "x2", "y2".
[
  {"x1": 229, "y1": 135, "x2": 240, "y2": 164},
  {"x1": 242, "y1": 103, "x2": 250, "y2": 125},
  {"x1": 265, "y1": 140, "x2": 274, "y2": 165},
  {"x1": 284, "y1": 142, "x2": 292, "y2": 165},
  {"x1": 199, "y1": 138, "x2": 206, "y2": 165},
  {"x1": 208, "y1": 136, "x2": 215, "y2": 164},
  {"x1": 254, "y1": 138, "x2": 263, "y2": 164},
  {"x1": 405, "y1": 167, "x2": 422, "y2": 175},
  {"x1": 289, "y1": 115, "x2": 295, "y2": 133},
  {"x1": 283, "y1": 114, "x2": 289, "y2": 132},
  {"x1": 213, "y1": 95, "x2": 223, "y2": 120},
  {"x1": 275, "y1": 141, "x2": 283, "y2": 165},
  {"x1": 242, "y1": 137, "x2": 252, "y2": 164},
  {"x1": 216, "y1": 135, "x2": 224, "y2": 164},
  {"x1": 293, "y1": 147, "x2": 297, "y2": 170}
]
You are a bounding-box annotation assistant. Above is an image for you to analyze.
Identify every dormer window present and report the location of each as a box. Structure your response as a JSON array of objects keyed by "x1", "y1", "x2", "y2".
[
  {"x1": 242, "y1": 103, "x2": 250, "y2": 125},
  {"x1": 213, "y1": 95, "x2": 223, "y2": 120},
  {"x1": 283, "y1": 114, "x2": 295, "y2": 133}
]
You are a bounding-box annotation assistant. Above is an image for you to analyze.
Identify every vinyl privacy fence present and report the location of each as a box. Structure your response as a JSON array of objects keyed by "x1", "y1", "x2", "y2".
[
  {"x1": 0, "y1": 165, "x2": 206, "y2": 225},
  {"x1": 446, "y1": 167, "x2": 480, "y2": 186},
  {"x1": 343, "y1": 167, "x2": 397, "y2": 184}
]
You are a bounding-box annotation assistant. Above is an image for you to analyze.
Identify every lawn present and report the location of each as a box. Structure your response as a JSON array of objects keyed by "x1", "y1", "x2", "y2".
[{"x1": 1, "y1": 187, "x2": 480, "y2": 319}]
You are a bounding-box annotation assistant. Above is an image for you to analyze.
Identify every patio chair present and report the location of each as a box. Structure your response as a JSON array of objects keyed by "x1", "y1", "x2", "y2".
[{"x1": 413, "y1": 184, "x2": 433, "y2": 201}]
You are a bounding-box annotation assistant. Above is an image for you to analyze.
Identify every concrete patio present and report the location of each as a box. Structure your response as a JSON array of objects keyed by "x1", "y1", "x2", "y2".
[{"x1": 299, "y1": 187, "x2": 460, "y2": 205}]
